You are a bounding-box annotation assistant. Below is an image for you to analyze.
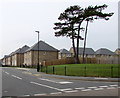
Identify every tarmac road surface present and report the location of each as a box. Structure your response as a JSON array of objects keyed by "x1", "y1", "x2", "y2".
[{"x1": 2, "y1": 67, "x2": 119, "y2": 97}]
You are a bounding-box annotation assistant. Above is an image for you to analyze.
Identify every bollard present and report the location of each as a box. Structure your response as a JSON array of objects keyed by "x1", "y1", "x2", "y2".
[
  {"x1": 53, "y1": 66, "x2": 55, "y2": 74},
  {"x1": 111, "y1": 66, "x2": 113, "y2": 78},
  {"x1": 84, "y1": 66, "x2": 86, "y2": 77},
  {"x1": 37, "y1": 64, "x2": 39, "y2": 72},
  {"x1": 65, "y1": 66, "x2": 66, "y2": 76}
]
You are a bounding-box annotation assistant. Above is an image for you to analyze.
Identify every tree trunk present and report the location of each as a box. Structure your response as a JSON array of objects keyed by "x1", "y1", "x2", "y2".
[
  {"x1": 72, "y1": 37, "x2": 77, "y2": 64},
  {"x1": 83, "y1": 20, "x2": 89, "y2": 64},
  {"x1": 71, "y1": 24, "x2": 77, "y2": 64},
  {"x1": 76, "y1": 23, "x2": 82, "y2": 64}
]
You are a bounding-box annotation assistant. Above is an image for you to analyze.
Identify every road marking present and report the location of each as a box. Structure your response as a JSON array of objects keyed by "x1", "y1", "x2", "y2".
[
  {"x1": 59, "y1": 82, "x2": 73, "y2": 84},
  {"x1": 4, "y1": 91, "x2": 8, "y2": 93},
  {"x1": 60, "y1": 88, "x2": 72, "y2": 91},
  {"x1": 99, "y1": 86, "x2": 108, "y2": 88},
  {"x1": 94, "y1": 88, "x2": 104, "y2": 90},
  {"x1": 50, "y1": 92, "x2": 62, "y2": 95},
  {"x1": 5, "y1": 72, "x2": 10, "y2": 75},
  {"x1": 22, "y1": 95, "x2": 30, "y2": 96},
  {"x1": 107, "y1": 87, "x2": 116, "y2": 89},
  {"x1": 109, "y1": 85, "x2": 118, "y2": 87},
  {"x1": 75, "y1": 87, "x2": 85, "y2": 90},
  {"x1": 95, "y1": 78, "x2": 108, "y2": 80},
  {"x1": 64, "y1": 90, "x2": 78, "y2": 93},
  {"x1": 81, "y1": 89, "x2": 92, "y2": 91},
  {"x1": 34, "y1": 94, "x2": 47, "y2": 96},
  {"x1": 88, "y1": 87, "x2": 97, "y2": 89},
  {"x1": 11, "y1": 75, "x2": 22, "y2": 80},
  {"x1": 39, "y1": 78, "x2": 58, "y2": 83},
  {"x1": 30, "y1": 81, "x2": 60, "y2": 91},
  {"x1": 38, "y1": 78, "x2": 73, "y2": 84}
]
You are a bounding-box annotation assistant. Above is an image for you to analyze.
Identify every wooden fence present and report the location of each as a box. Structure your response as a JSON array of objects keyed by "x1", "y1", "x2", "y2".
[{"x1": 42, "y1": 57, "x2": 97, "y2": 66}]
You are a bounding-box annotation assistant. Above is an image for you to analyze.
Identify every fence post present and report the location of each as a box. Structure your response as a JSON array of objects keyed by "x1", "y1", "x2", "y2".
[
  {"x1": 84, "y1": 66, "x2": 86, "y2": 77},
  {"x1": 46, "y1": 66, "x2": 47, "y2": 74},
  {"x1": 111, "y1": 66, "x2": 113, "y2": 78},
  {"x1": 53, "y1": 66, "x2": 55, "y2": 74},
  {"x1": 65, "y1": 66, "x2": 66, "y2": 76}
]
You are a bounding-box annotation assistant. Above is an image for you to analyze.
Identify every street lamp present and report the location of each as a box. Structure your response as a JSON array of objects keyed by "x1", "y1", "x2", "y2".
[{"x1": 35, "y1": 31, "x2": 40, "y2": 72}]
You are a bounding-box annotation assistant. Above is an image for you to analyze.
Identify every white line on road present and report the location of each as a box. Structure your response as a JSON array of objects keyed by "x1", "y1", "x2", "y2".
[
  {"x1": 81, "y1": 89, "x2": 92, "y2": 91},
  {"x1": 22, "y1": 95, "x2": 30, "y2": 96},
  {"x1": 38, "y1": 78, "x2": 58, "y2": 83},
  {"x1": 94, "y1": 88, "x2": 104, "y2": 90},
  {"x1": 34, "y1": 93, "x2": 47, "y2": 96},
  {"x1": 99, "y1": 86, "x2": 108, "y2": 88},
  {"x1": 107, "y1": 87, "x2": 116, "y2": 89},
  {"x1": 64, "y1": 90, "x2": 78, "y2": 93},
  {"x1": 11, "y1": 75, "x2": 22, "y2": 80},
  {"x1": 75, "y1": 87, "x2": 85, "y2": 90},
  {"x1": 94, "y1": 78, "x2": 108, "y2": 80},
  {"x1": 38, "y1": 78, "x2": 73, "y2": 84},
  {"x1": 88, "y1": 87, "x2": 97, "y2": 89},
  {"x1": 4, "y1": 91, "x2": 8, "y2": 93},
  {"x1": 60, "y1": 88, "x2": 72, "y2": 91},
  {"x1": 109, "y1": 85, "x2": 118, "y2": 87},
  {"x1": 58, "y1": 82, "x2": 73, "y2": 84},
  {"x1": 50, "y1": 92, "x2": 62, "y2": 95},
  {"x1": 30, "y1": 81, "x2": 61, "y2": 91},
  {"x1": 5, "y1": 72, "x2": 10, "y2": 75}
]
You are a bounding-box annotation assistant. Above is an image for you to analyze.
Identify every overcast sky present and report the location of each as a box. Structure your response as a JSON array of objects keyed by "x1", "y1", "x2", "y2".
[{"x1": 0, "y1": 0, "x2": 119, "y2": 58}]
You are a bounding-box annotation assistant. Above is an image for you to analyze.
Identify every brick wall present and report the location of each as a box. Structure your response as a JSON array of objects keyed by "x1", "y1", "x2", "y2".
[{"x1": 24, "y1": 51, "x2": 58, "y2": 67}]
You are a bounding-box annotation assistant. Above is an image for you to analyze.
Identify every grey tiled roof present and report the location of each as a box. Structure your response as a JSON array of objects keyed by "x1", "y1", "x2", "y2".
[
  {"x1": 12, "y1": 45, "x2": 29, "y2": 55},
  {"x1": 60, "y1": 49, "x2": 71, "y2": 54},
  {"x1": 76, "y1": 48, "x2": 95, "y2": 55},
  {"x1": 26, "y1": 41, "x2": 59, "y2": 52},
  {"x1": 4, "y1": 55, "x2": 9, "y2": 58},
  {"x1": 96, "y1": 48, "x2": 115, "y2": 55}
]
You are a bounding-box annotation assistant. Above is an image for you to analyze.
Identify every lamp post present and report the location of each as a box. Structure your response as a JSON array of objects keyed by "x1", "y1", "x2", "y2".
[{"x1": 35, "y1": 31, "x2": 40, "y2": 72}]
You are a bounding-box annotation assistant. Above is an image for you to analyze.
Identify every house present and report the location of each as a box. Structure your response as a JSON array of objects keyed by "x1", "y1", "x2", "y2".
[
  {"x1": 58, "y1": 49, "x2": 72, "y2": 59},
  {"x1": 11, "y1": 45, "x2": 29, "y2": 66},
  {"x1": 69, "y1": 47, "x2": 95, "y2": 58},
  {"x1": 2, "y1": 55, "x2": 9, "y2": 66},
  {"x1": 95, "y1": 48, "x2": 118, "y2": 64},
  {"x1": 115, "y1": 48, "x2": 120, "y2": 55},
  {"x1": 24, "y1": 41, "x2": 59, "y2": 67}
]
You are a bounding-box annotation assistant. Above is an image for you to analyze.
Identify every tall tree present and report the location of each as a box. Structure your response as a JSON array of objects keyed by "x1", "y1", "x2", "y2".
[
  {"x1": 54, "y1": 6, "x2": 84, "y2": 64},
  {"x1": 82, "y1": 4, "x2": 114, "y2": 63},
  {"x1": 54, "y1": 4, "x2": 114, "y2": 64}
]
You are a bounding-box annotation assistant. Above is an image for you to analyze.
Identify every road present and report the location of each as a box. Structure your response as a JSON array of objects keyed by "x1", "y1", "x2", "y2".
[{"x1": 2, "y1": 67, "x2": 119, "y2": 97}]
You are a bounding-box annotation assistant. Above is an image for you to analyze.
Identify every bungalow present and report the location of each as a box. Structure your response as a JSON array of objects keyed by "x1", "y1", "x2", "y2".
[
  {"x1": 11, "y1": 45, "x2": 29, "y2": 66},
  {"x1": 24, "y1": 41, "x2": 59, "y2": 67},
  {"x1": 58, "y1": 49, "x2": 72, "y2": 59},
  {"x1": 95, "y1": 48, "x2": 118, "y2": 64}
]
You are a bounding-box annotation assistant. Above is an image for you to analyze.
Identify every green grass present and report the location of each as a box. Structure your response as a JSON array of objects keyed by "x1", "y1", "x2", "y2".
[{"x1": 40, "y1": 64, "x2": 119, "y2": 78}]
